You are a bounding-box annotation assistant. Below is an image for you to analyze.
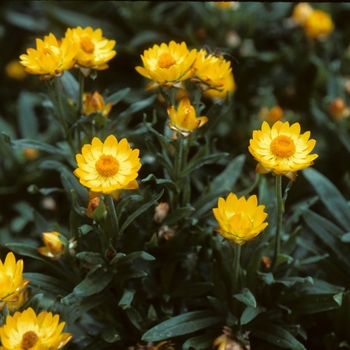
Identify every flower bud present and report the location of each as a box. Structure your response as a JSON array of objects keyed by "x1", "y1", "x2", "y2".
[{"x1": 153, "y1": 202, "x2": 170, "y2": 223}]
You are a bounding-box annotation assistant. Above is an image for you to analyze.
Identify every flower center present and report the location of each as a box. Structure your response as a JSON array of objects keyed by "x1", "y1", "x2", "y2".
[
  {"x1": 95, "y1": 154, "x2": 119, "y2": 177},
  {"x1": 270, "y1": 135, "x2": 296, "y2": 158},
  {"x1": 158, "y1": 52, "x2": 176, "y2": 69},
  {"x1": 80, "y1": 36, "x2": 95, "y2": 53},
  {"x1": 21, "y1": 331, "x2": 39, "y2": 349},
  {"x1": 229, "y1": 212, "x2": 252, "y2": 233}
]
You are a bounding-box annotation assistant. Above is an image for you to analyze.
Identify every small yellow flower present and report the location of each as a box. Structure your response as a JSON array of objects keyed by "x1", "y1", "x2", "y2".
[
  {"x1": 82, "y1": 91, "x2": 113, "y2": 117},
  {"x1": 304, "y1": 9, "x2": 334, "y2": 39},
  {"x1": 248, "y1": 121, "x2": 318, "y2": 181},
  {"x1": 291, "y1": 2, "x2": 314, "y2": 26},
  {"x1": 0, "y1": 252, "x2": 29, "y2": 308},
  {"x1": 167, "y1": 97, "x2": 208, "y2": 137},
  {"x1": 0, "y1": 307, "x2": 72, "y2": 350},
  {"x1": 74, "y1": 135, "x2": 141, "y2": 194},
  {"x1": 19, "y1": 33, "x2": 77, "y2": 80},
  {"x1": 153, "y1": 202, "x2": 170, "y2": 223},
  {"x1": 259, "y1": 106, "x2": 284, "y2": 125},
  {"x1": 38, "y1": 231, "x2": 65, "y2": 260},
  {"x1": 213, "y1": 193, "x2": 268, "y2": 245},
  {"x1": 5, "y1": 60, "x2": 27, "y2": 80},
  {"x1": 192, "y1": 49, "x2": 235, "y2": 98},
  {"x1": 65, "y1": 26, "x2": 116, "y2": 72},
  {"x1": 135, "y1": 41, "x2": 197, "y2": 90}
]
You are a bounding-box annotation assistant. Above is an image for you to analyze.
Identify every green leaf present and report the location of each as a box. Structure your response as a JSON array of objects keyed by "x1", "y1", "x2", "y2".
[
  {"x1": 112, "y1": 251, "x2": 155, "y2": 267},
  {"x1": 233, "y1": 288, "x2": 257, "y2": 308},
  {"x1": 126, "y1": 307, "x2": 144, "y2": 331},
  {"x1": 275, "y1": 276, "x2": 313, "y2": 288},
  {"x1": 303, "y1": 167, "x2": 350, "y2": 231},
  {"x1": 141, "y1": 310, "x2": 224, "y2": 341},
  {"x1": 101, "y1": 326, "x2": 121, "y2": 343},
  {"x1": 141, "y1": 173, "x2": 177, "y2": 192},
  {"x1": 76, "y1": 252, "x2": 105, "y2": 265},
  {"x1": 183, "y1": 333, "x2": 217, "y2": 350},
  {"x1": 61, "y1": 268, "x2": 113, "y2": 305},
  {"x1": 4, "y1": 9, "x2": 48, "y2": 31},
  {"x1": 118, "y1": 289, "x2": 135, "y2": 310},
  {"x1": 119, "y1": 190, "x2": 164, "y2": 235},
  {"x1": 104, "y1": 87, "x2": 131, "y2": 105},
  {"x1": 163, "y1": 206, "x2": 195, "y2": 227},
  {"x1": 114, "y1": 269, "x2": 148, "y2": 284},
  {"x1": 11, "y1": 139, "x2": 68, "y2": 156},
  {"x1": 171, "y1": 282, "x2": 213, "y2": 298},
  {"x1": 27, "y1": 184, "x2": 64, "y2": 196},
  {"x1": 60, "y1": 70, "x2": 79, "y2": 105},
  {"x1": 240, "y1": 306, "x2": 266, "y2": 325},
  {"x1": 252, "y1": 323, "x2": 306, "y2": 350}
]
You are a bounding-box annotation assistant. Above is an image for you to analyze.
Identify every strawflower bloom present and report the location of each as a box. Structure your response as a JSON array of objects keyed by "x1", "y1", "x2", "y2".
[
  {"x1": 304, "y1": 9, "x2": 334, "y2": 39},
  {"x1": 65, "y1": 26, "x2": 116, "y2": 73},
  {"x1": 329, "y1": 97, "x2": 349, "y2": 120},
  {"x1": 0, "y1": 252, "x2": 29, "y2": 309},
  {"x1": 213, "y1": 193, "x2": 268, "y2": 246},
  {"x1": 74, "y1": 135, "x2": 141, "y2": 194},
  {"x1": 259, "y1": 106, "x2": 284, "y2": 125},
  {"x1": 82, "y1": 91, "x2": 113, "y2": 117},
  {"x1": 291, "y1": 2, "x2": 314, "y2": 26},
  {"x1": 135, "y1": 41, "x2": 197, "y2": 90},
  {"x1": 167, "y1": 97, "x2": 208, "y2": 137},
  {"x1": 38, "y1": 231, "x2": 65, "y2": 260},
  {"x1": 0, "y1": 307, "x2": 72, "y2": 350},
  {"x1": 19, "y1": 33, "x2": 77, "y2": 80},
  {"x1": 248, "y1": 121, "x2": 318, "y2": 181},
  {"x1": 192, "y1": 49, "x2": 235, "y2": 97},
  {"x1": 213, "y1": 326, "x2": 249, "y2": 350}
]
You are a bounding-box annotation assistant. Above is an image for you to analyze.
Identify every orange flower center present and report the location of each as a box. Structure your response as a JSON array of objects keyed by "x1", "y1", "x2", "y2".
[
  {"x1": 80, "y1": 36, "x2": 95, "y2": 53},
  {"x1": 95, "y1": 154, "x2": 119, "y2": 177},
  {"x1": 270, "y1": 135, "x2": 296, "y2": 158},
  {"x1": 158, "y1": 52, "x2": 176, "y2": 69},
  {"x1": 21, "y1": 331, "x2": 39, "y2": 349}
]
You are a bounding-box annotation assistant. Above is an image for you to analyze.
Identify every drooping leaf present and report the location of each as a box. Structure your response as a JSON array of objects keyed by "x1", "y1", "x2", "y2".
[
  {"x1": 240, "y1": 306, "x2": 266, "y2": 325},
  {"x1": 233, "y1": 288, "x2": 257, "y2": 308}
]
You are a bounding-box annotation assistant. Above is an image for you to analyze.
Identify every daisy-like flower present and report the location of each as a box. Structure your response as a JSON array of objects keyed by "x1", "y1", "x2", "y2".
[
  {"x1": 0, "y1": 307, "x2": 72, "y2": 350},
  {"x1": 74, "y1": 135, "x2": 141, "y2": 194},
  {"x1": 213, "y1": 193, "x2": 268, "y2": 246},
  {"x1": 192, "y1": 49, "x2": 235, "y2": 98},
  {"x1": 135, "y1": 41, "x2": 197, "y2": 90},
  {"x1": 167, "y1": 97, "x2": 208, "y2": 137},
  {"x1": 19, "y1": 33, "x2": 77, "y2": 80},
  {"x1": 82, "y1": 91, "x2": 113, "y2": 117},
  {"x1": 38, "y1": 231, "x2": 65, "y2": 261},
  {"x1": 248, "y1": 121, "x2": 318, "y2": 181},
  {"x1": 304, "y1": 9, "x2": 334, "y2": 39},
  {"x1": 0, "y1": 252, "x2": 29, "y2": 309},
  {"x1": 65, "y1": 26, "x2": 116, "y2": 73}
]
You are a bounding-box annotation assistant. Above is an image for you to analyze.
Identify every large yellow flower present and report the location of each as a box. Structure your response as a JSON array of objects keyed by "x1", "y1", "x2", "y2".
[
  {"x1": 0, "y1": 252, "x2": 29, "y2": 308},
  {"x1": 0, "y1": 307, "x2": 72, "y2": 350},
  {"x1": 248, "y1": 121, "x2": 318, "y2": 181},
  {"x1": 192, "y1": 49, "x2": 235, "y2": 98},
  {"x1": 304, "y1": 9, "x2": 334, "y2": 39},
  {"x1": 167, "y1": 97, "x2": 208, "y2": 137},
  {"x1": 213, "y1": 193, "x2": 268, "y2": 246},
  {"x1": 65, "y1": 26, "x2": 116, "y2": 70},
  {"x1": 74, "y1": 135, "x2": 141, "y2": 194},
  {"x1": 19, "y1": 33, "x2": 77, "y2": 79},
  {"x1": 135, "y1": 41, "x2": 197, "y2": 90}
]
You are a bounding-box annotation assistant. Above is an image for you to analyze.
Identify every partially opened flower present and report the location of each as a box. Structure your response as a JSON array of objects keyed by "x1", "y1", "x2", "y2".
[
  {"x1": 213, "y1": 193, "x2": 268, "y2": 246},
  {"x1": 38, "y1": 231, "x2": 65, "y2": 260},
  {"x1": 19, "y1": 33, "x2": 77, "y2": 80},
  {"x1": 202, "y1": 71, "x2": 235, "y2": 101},
  {"x1": 0, "y1": 252, "x2": 29, "y2": 308},
  {"x1": 248, "y1": 121, "x2": 318, "y2": 181},
  {"x1": 304, "y1": 9, "x2": 334, "y2": 39},
  {"x1": 82, "y1": 91, "x2": 113, "y2": 117},
  {"x1": 135, "y1": 41, "x2": 197, "y2": 90},
  {"x1": 65, "y1": 26, "x2": 116, "y2": 72},
  {"x1": 74, "y1": 135, "x2": 141, "y2": 194},
  {"x1": 0, "y1": 307, "x2": 72, "y2": 350},
  {"x1": 192, "y1": 49, "x2": 235, "y2": 98},
  {"x1": 167, "y1": 97, "x2": 208, "y2": 137}
]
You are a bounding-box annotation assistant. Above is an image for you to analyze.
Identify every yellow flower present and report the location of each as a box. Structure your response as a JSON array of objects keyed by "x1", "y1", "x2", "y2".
[
  {"x1": 192, "y1": 49, "x2": 235, "y2": 98},
  {"x1": 0, "y1": 307, "x2": 72, "y2": 350},
  {"x1": 7, "y1": 290, "x2": 29, "y2": 312},
  {"x1": 38, "y1": 231, "x2": 65, "y2": 260},
  {"x1": 213, "y1": 193, "x2": 268, "y2": 246},
  {"x1": 65, "y1": 26, "x2": 116, "y2": 72},
  {"x1": 213, "y1": 326, "x2": 248, "y2": 350},
  {"x1": 19, "y1": 33, "x2": 77, "y2": 80},
  {"x1": 135, "y1": 41, "x2": 197, "y2": 90},
  {"x1": 291, "y1": 2, "x2": 314, "y2": 26},
  {"x1": 248, "y1": 121, "x2": 318, "y2": 181},
  {"x1": 259, "y1": 106, "x2": 284, "y2": 125},
  {"x1": 167, "y1": 97, "x2": 208, "y2": 137},
  {"x1": 304, "y1": 9, "x2": 334, "y2": 39},
  {"x1": 74, "y1": 135, "x2": 141, "y2": 194},
  {"x1": 82, "y1": 91, "x2": 113, "y2": 117},
  {"x1": 212, "y1": 1, "x2": 240, "y2": 11},
  {"x1": 0, "y1": 252, "x2": 29, "y2": 308},
  {"x1": 5, "y1": 60, "x2": 27, "y2": 80},
  {"x1": 329, "y1": 97, "x2": 349, "y2": 120}
]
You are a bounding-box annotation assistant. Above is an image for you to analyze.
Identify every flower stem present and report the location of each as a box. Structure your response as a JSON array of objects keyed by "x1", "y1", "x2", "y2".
[
  {"x1": 231, "y1": 242, "x2": 242, "y2": 293},
  {"x1": 271, "y1": 175, "x2": 283, "y2": 270},
  {"x1": 104, "y1": 195, "x2": 120, "y2": 247},
  {"x1": 78, "y1": 70, "x2": 85, "y2": 117}
]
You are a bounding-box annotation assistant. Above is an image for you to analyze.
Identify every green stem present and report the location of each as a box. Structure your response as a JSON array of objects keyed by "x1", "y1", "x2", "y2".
[
  {"x1": 271, "y1": 175, "x2": 283, "y2": 270},
  {"x1": 231, "y1": 242, "x2": 242, "y2": 293},
  {"x1": 77, "y1": 70, "x2": 85, "y2": 117},
  {"x1": 104, "y1": 195, "x2": 120, "y2": 248}
]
